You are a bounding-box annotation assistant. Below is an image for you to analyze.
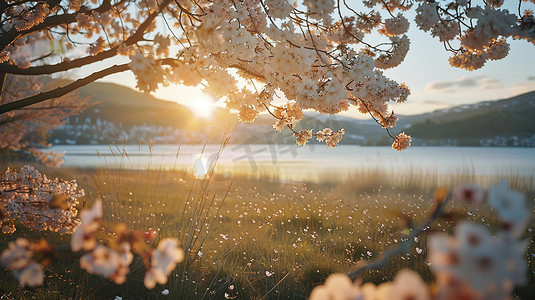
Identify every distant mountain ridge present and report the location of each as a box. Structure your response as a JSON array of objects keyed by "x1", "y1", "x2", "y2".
[
  {"x1": 49, "y1": 82, "x2": 535, "y2": 147},
  {"x1": 401, "y1": 91, "x2": 535, "y2": 146}
]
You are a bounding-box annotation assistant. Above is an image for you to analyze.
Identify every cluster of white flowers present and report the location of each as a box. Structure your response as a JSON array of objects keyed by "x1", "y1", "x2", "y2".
[
  {"x1": 309, "y1": 273, "x2": 361, "y2": 300},
  {"x1": 316, "y1": 128, "x2": 345, "y2": 148},
  {"x1": 486, "y1": 181, "x2": 530, "y2": 238},
  {"x1": 374, "y1": 35, "x2": 410, "y2": 69},
  {"x1": 0, "y1": 165, "x2": 83, "y2": 234},
  {"x1": 321, "y1": 79, "x2": 349, "y2": 107},
  {"x1": 363, "y1": 0, "x2": 412, "y2": 11},
  {"x1": 429, "y1": 181, "x2": 530, "y2": 299},
  {"x1": 310, "y1": 181, "x2": 530, "y2": 300},
  {"x1": 88, "y1": 37, "x2": 106, "y2": 56},
  {"x1": 431, "y1": 22, "x2": 459, "y2": 42},
  {"x1": 269, "y1": 44, "x2": 315, "y2": 76},
  {"x1": 413, "y1": 0, "x2": 534, "y2": 71},
  {"x1": 0, "y1": 74, "x2": 87, "y2": 167},
  {"x1": 1, "y1": 238, "x2": 46, "y2": 287},
  {"x1": 28, "y1": 149, "x2": 66, "y2": 167},
  {"x1": 486, "y1": 38, "x2": 510, "y2": 60},
  {"x1": 303, "y1": 0, "x2": 335, "y2": 21},
  {"x1": 80, "y1": 244, "x2": 133, "y2": 285},
  {"x1": 352, "y1": 70, "x2": 410, "y2": 118},
  {"x1": 153, "y1": 34, "x2": 171, "y2": 58},
  {"x1": 311, "y1": 269, "x2": 430, "y2": 300},
  {"x1": 272, "y1": 102, "x2": 303, "y2": 131},
  {"x1": 294, "y1": 129, "x2": 314, "y2": 146},
  {"x1": 125, "y1": 0, "x2": 423, "y2": 148},
  {"x1": 226, "y1": 88, "x2": 268, "y2": 116},
  {"x1": 204, "y1": 68, "x2": 239, "y2": 99},
  {"x1": 378, "y1": 112, "x2": 398, "y2": 128},
  {"x1": 392, "y1": 132, "x2": 412, "y2": 151},
  {"x1": 75, "y1": 12, "x2": 94, "y2": 30},
  {"x1": 70, "y1": 200, "x2": 185, "y2": 289},
  {"x1": 128, "y1": 52, "x2": 163, "y2": 93},
  {"x1": 264, "y1": 0, "x2": 294, "y2": 19},
  {"x1": 429, "y1": 222, "x2": 527, "y2": 299},
  {"x1": 380, "y1": 14, "x2": 410, "y2": 36},
  {"x1": 448, "y1": 50, "x2": 488, "y2": 71},
  {"x1": 71, "y1": 199, "x2": 102, "y2": 252},
  {"x1": 349, "y1": 52, "x2": 375, "y2": 82},
  {"x1": 144, "y1": 238, "x2": 185, "y2": 289},
  {"x1": 463, "y1": 6, "x2": 517, "y2": 50},
  {"x1": 451, "y1": 184, "x2": 485, "y2": 206},
  {"x1": 238, "y1": 105, "x2": 260, "y2": 123},
  {"x1": 415, "y1": 1, "x2": 440, "y2": 31},
  {"x1": 9, "y1": 3, "x2": 50, "y2": 31},
  {"x1": 0, "y1": 165, "x2": 185, "y2": 291}
]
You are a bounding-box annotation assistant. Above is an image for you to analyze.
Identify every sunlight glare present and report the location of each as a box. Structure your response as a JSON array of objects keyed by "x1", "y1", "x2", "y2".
[
  {"x1": 194, "y1": 154, "x2": 208, "y2": 178},
  {"x1": 188, "y1": 95, "x2": 214, "y2": 118}
]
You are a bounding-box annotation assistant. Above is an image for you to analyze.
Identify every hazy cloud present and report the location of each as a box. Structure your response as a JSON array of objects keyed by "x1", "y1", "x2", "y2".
[
  {"x1": 528, "y1": 76, "x2": 535, "y2": 81},
  {"x1": 422, "y1": 100, "x2": 450, "y2": 105},
  {"x1": 426, "y1": 81, "x2": 455, "y2": 89},
  {"x1": 479, "y1": 78, "x2": 502, "y2": 90},
  {"x1": 426, "y1": 76, "x2": 501, "y2": 91},
  {"x1": 457, "y1": 77, "x2": 477, "y2": 87}
]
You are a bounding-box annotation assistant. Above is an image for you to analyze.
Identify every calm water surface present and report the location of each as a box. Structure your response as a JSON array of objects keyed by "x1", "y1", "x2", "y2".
[{"x1": 50, "y1": 145, "x2": 535, "y2": 181}]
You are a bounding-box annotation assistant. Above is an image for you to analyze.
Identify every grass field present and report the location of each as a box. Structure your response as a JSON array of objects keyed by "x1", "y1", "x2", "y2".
[{"x1": 0, "y1": 161, "x2": 534, "y2": 299}]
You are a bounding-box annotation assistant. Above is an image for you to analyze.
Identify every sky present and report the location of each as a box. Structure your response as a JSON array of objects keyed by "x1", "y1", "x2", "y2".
[{"x1": 99, "y1": 2, "x2": 535, "y2": 118}]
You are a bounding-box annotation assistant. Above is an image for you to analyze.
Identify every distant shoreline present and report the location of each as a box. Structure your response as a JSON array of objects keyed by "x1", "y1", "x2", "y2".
[{"x1": 47, "y1": 144, "x2": 535, "y2": 148}]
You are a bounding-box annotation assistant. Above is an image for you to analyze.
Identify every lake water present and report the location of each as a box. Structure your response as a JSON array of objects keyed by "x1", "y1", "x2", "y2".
[{"x1": 50, "y1": 144, "x2": 535, "y2": 181}]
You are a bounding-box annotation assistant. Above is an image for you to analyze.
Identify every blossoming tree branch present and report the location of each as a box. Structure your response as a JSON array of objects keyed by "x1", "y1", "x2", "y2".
[
  {"x1": 1, "y1": 166, "x2": 185, "y2": 289},
  {"x1": 1, "y1": 0, "x2": 534, "y2": 150}
]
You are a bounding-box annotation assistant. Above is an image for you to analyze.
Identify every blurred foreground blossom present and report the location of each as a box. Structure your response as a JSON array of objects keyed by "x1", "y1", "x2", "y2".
[
  {"x1": 71, "y1": 199, "x2": 102, "y2": 252},
  {"x1": 487, "y1": 181, "x2": 530, "y2": 238},
  {"x1": 309, "y1": 273, "x2": 362, "y2": 300},
  {"x1": 428, "y1": 222, "x2": 528, "y2": 299},
  {"x1": 386, "y1": 269, "x2": 430, "y2": 300},
  {"x1": 72, "y1": 201, "x2": 185, "y2": 289},
  {"x1": 1, "y1": 238, "x2": 33, "y2": 271},
  {"x1": 310, "y1": 269, "x2": 430, "y2": 300},
  {"x1": 452, "y1": 184, "x2": 486, "y2": 206},
  {"x1": 0, "y1": 191, "x2": 186, "y2": 289},
  {"x1": 15, "y1": 262, "x2": 44, "y2": 287},
  {"x1": 361, "y1": 269, "x2": 430, "y2": 300},
  {"x1": 80, "y1": 244, "x2": 133, "y2": 285},
  {"x1": 312, "y1": 182, "x2": 530, "y2": 300},
  {"x1": 144, "y1": 238, "x2": 185, "y2": 289},
  {"x1": 428, "y1": 181, "x2": 531, "y2": 300},
  {"x1": 0, "y1": 238, "x2": 49, "y2": 287}
]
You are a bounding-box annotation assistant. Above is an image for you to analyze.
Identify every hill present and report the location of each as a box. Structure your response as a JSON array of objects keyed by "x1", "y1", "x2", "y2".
[
  {"x1": 49, "y1": 82, "x2": 535, "y2": 146},
  {"x1": 75, "y1": 82, "x2": 235, "y2": 129},
  {"x1": 50, "y1": 82, "x2": 237, "y2": 145},
  {"x1": 402, "y1": 91, "x2": 535, "y2": 146}
]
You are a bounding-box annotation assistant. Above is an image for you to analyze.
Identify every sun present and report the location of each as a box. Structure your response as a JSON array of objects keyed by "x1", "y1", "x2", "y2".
[{"x1": 188, "y1": 95, "x2": 215, "y2": 118}]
